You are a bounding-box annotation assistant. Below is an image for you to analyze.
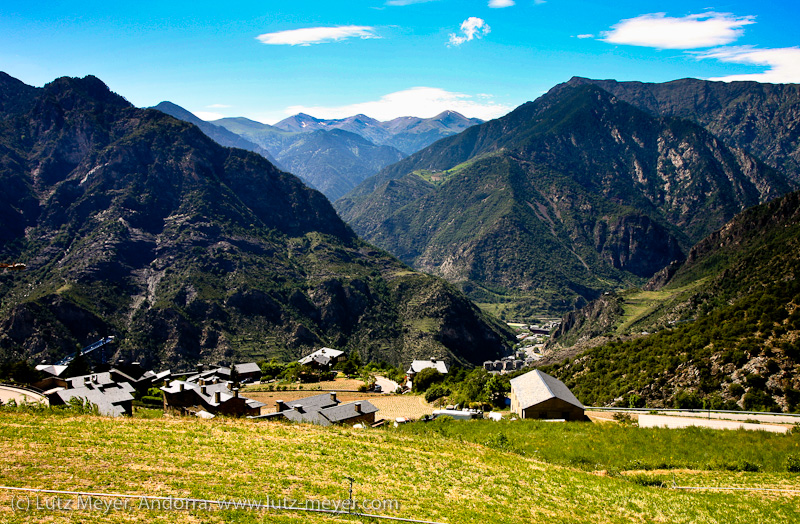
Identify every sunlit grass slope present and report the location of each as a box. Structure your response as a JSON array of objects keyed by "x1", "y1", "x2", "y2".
[{"x1": 0, "y1": 412, "x2": 798, "y2": 523}]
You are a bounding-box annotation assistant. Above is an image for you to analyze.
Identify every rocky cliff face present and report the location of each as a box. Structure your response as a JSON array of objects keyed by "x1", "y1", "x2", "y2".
[
  {"x1": 594, "y1": 213, "x2": 684, "y2": 277},
  {"x1": 567, "y1": 77, "x2": 800, "y2": 182},
  {"x1": 0, "y1": 73, "x2": 513, "y2": 369},
  {"x1": 549, "y1": 292, "x2": 624, "y2": 347},
  {"x1": 336, "y1": 85, "x2": 795, "y2": 315}
]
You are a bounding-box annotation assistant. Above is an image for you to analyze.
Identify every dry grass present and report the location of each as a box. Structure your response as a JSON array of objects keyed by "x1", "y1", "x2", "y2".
[
  {"x1": 1, "y1": 411, "x2": 797, "y2": 524},
  {"x1": 368, "y1": 396, "x2": 434, "y2": 421},
  {"x1": 243, "y1": 378, "x2": 366, "y2": 392}
]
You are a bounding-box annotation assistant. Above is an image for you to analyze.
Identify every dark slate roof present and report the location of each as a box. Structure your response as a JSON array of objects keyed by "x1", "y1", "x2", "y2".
[
  {"x1": 109, "y1": 368, "x2": 140, "y2": 384},
  {"x1": 233, "y1": 362, "x2": 261, "y2": 375},
  {"x1": 185, "y1": 367, "x2": 231, "y2": 384},
  {"x1": 320, "y1": 400, "x2": 378, "y2": 423},
  {"x1": 258, "y1": 395, "x2": 377, "y2": 426},
  {"x1": 56, "y1": 385, "x2": 134, "y2": 417},
  {"x1": 161, "y1": 380, "x2": 265, "y2": 409},
  {"x1": 66, "y1": 372, "x2": 116, "y2": 389},
  {"x1": 510, "y1": 370, "x2": 583, "y2": 410},
  {"x1": 313, "y1": 355, "x2": 331, "y2": 366},
  {"x1": 281, "y1": 409, "x2": 333, "y2": 427},
  {"x1": 284, "y1": 393, "x2": 339, "y2": 411}
]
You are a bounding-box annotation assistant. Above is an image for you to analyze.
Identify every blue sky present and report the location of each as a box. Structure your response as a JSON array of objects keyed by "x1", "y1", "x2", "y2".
[{"x1": 1, "y1": 1, "x2": 798, "y2": 123}]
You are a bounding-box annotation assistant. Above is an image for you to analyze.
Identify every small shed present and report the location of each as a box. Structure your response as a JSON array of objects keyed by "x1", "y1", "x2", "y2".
[{"x1": 509, "y1": 370, "x2": 585, "y2": 421}]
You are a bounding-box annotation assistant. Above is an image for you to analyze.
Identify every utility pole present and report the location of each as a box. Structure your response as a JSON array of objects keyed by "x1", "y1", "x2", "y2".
[{"x1": 344, "y1": 476, "x2": 354, "y2": 514}]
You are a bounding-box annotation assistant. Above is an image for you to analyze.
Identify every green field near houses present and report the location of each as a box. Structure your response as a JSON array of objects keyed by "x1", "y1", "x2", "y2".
[{"x1": 1, "y1": 409, "x2": 799, "y2": 523}]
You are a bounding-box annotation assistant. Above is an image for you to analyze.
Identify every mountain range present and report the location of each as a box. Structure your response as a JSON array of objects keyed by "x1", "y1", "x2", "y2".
[
  {"x1": 336, "y1": 81, "x2": 797, "y2": 316},
  {"x1": 152, "y1": 101, "x2": 282, "y2": 168},
  {"x1": 272, "y1": 111, "x2": 484, "y2": 155},
  {"x1": 155, "y1": 105, "x2": 481, "y2": 202},
  {"x1": 0, "y1": 72, "x2": 512, "y2": 369}
]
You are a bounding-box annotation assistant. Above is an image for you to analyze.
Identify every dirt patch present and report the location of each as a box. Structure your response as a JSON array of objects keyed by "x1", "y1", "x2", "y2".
[
  {"x1": 369, "y1": 395, "x2": 434, "y2": 421},
  {"x1": 586, "y1": 411, "x2": 640, "y2": 423}
]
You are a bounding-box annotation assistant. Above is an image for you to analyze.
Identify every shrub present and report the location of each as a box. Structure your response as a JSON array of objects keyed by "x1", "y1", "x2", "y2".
[
  {"x1": 146, "y1": 387, "x2": 163, "y2": 399},
  {"x1": 141, "y1": 396, "x2": 163, "y2": 406},
  {"x1": 742, "y1": 389, "x2": 778, "y2": 412},
  {"x1": 424, "y1": 384, "x2": 450, "y2": 403},
  {"x1": 737, "y1": 460, "x2": 760, "y2": 472},
  {"x1": 628, "y1": 394, "x2": 643, "y2": 408},
  {"x1": 412, "y1": 368, "x2": 444, "y2": 393},
  {"x1": 728, "y1": 383, "x2": 745, "y2": 397},
  {"x1": 613, "y1": 412, "x2": 635, "y2": 425},
  {"x1": 787, "y1": 454, "x2": 800, "y2": 473},
  {"x1": 673, "y1": 390, "x2": 702, "y2": 409},
  {"x1": 628, "y1": 474, "x2": 667, "y2": 488},
  {"x1": 484, "y1": 433, "x2": 522, "y2": 454}
]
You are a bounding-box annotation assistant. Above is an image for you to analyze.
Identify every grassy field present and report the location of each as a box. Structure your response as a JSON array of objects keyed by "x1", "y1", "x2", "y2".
[
  {"x1": 614, "y1": 280, "x2": 708, "y2": 335},
  {"x1": 1, "y1": 409, "x2": 798, "y2": 523},
  {"x1": 397, "y1": 418, "x2": 800, "y2": 474}
]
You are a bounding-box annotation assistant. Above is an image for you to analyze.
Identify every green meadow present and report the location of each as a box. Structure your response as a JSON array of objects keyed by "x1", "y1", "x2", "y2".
[{"x1": 1, "y1": 409, "x2": 798, "y2": 523}]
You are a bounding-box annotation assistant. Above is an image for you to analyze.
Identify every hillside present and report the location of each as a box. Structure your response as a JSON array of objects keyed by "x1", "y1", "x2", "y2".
[
  {"x1": 1, "y1": 410, "x2": 797, "y2": 524},
  {"x1": 0, "y1": 73, "x2": 513, "y2": 369},
  {"x1": 336, "y1": 84, "x2": 795, "y2": 316},
  {"x1": 152, "y1": 101, "x2": 282, "y2": 168},
  {"x1": 568, "y1": 77, "x2": 800, "y2": 182},
  {"x1": 210, "y1": 116, "x2": 406, "y2": 200},
  {"x1": 545, "y1": 190, "x2": 800, "y2": 411},
  {"x1": 271, "y1": 129, "x2": 406, "y2": 202}
]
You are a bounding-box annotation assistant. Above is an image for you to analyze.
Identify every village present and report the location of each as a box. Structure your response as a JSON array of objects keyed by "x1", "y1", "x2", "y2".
[
  {"x1": 1, "y1": 337, "x2": 795, "y2": 434},
  {"x1": 0, "y1": 341, "x2": 582, "y2": 423}
]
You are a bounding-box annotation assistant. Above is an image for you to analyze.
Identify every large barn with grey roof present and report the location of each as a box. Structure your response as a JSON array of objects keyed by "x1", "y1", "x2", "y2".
[{"x1": 509, "y1": 370, "x2": 586, "y2": 421}]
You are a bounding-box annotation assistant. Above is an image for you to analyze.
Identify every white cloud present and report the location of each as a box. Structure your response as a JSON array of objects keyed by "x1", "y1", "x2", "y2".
[
  {"x1": 601, "y1": 12, "x2": 754, "y2": 49},
  {"x1": 256, "y1": 26, "x2": 379, "y2": 46},
  {"x1": 448, "y1": 17, "x2": 491, "y2": 47},
  {"x1": 194, "y1": 111, "x2": 226, "y2": 121},
  {"x1": 284, "y1": 86, "x2": 513, "y2": 121},
  {"x1": 489, "y1": 0, "x2": 515, "y2": 8},
  {"x1": 697, "y1": 46, "x2": 800, "y2": 83},
  {"x1": 576, "y1": 34, "x2": 594, "y2": 39}
]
